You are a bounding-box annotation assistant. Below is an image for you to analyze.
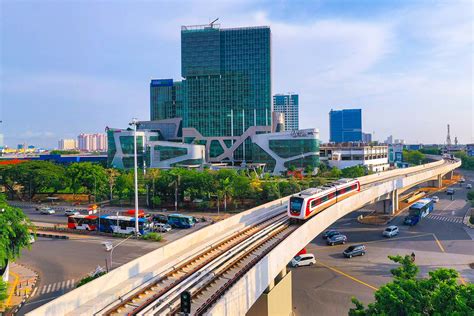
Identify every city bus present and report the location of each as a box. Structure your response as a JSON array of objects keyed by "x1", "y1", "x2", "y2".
[
  {"x1": 408, "y1": 198, "x2": 434, "y2": 218},
  {"x1": 167, "y1": 214, "x2": 195, "y2": 229},
  {"x1": 99, "y1": 215, "x2": 151, "y2": 235},
  {"x1": 67, "y1": 215, "x2": 98, "y2": 231}
]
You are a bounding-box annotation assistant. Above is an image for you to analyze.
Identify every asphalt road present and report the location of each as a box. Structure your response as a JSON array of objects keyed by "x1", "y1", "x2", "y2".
[
  {"x1": 16, "y1": 221, "x2": 209, "y2": 315},
  {"x1": 291, "y1": 170, "x2": 474, "y2": 316}
]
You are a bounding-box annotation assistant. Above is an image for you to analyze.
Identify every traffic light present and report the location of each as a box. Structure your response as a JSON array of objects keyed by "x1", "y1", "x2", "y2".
[{"x1": 180, "y1": 290, "x2": 191, "y2": 314}]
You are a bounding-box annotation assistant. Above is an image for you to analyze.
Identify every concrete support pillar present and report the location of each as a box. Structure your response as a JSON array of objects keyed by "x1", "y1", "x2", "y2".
[
  {"x1": 436, "y1": 174, "x2": 443, "y2": 188},
  {"x1": 390, "y1": 189, "x2": 399, "y2": 215},
  {"x1": 247, "y1": 269, "x2": 292, "y2": 316},
  {"x1": 444, "y1": 171, "x2": 453, "y2": 180}
]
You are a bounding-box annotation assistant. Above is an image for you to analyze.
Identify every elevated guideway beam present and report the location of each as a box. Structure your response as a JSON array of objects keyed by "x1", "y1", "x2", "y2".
[
  {"x1": 28, "y1": 158, "x2": 460, "y2": 316},
  {"x1": 205, "y1": 159, "x2": 460, "y2": 315}
]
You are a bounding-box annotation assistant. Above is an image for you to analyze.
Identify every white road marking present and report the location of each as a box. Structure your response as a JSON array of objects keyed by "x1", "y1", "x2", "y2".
[{"x1": 31, "y1": 286, "x2": 38, "y2": 297}]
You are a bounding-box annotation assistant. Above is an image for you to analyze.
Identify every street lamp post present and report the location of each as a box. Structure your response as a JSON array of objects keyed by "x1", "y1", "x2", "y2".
[
  {"x1": 103, "y1": 234, "x2": 134, "y2": 271},
  {"x1": 130, "y1": 118, "x2": 140, "y2": 236}
]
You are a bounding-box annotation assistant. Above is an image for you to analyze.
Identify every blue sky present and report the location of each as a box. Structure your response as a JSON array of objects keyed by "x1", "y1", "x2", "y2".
[{"x1": 1, "y1": 0, "x2": 472, "y2": 148}]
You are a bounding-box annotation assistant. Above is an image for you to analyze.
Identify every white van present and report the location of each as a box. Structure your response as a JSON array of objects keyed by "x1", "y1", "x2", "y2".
[{"x1": 290, "y1": 254, "x2": 316, "y2": 267}]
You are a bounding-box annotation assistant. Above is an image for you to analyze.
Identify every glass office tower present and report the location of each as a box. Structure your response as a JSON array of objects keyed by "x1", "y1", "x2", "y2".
[
  {"x1": 150, "y1": 79, "x2": 183, "y2": 121},
  {"x1": 329, "y1": 109, "x2": 362, "y2": 143},
  {"x1": 181, "y1": 24, "x2": 271, "y2": 161}
]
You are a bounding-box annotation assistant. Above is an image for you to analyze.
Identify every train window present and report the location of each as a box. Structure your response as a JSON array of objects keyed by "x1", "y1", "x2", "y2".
[{"x1": 353, "y1": 184, "x2": 358, "y2": 190}]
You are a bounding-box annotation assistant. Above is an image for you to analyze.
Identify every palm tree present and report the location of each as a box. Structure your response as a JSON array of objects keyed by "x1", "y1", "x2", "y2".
[
  {"x1": 146, "y1": 169, "x2": 160, "y2": 207},
  {"x1": 220, "y1": 177, "x2": 233, "y2": 212}
]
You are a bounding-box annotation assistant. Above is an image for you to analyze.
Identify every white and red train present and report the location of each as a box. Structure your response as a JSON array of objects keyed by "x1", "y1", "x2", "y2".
[{"x1": 288, "y1": 179, "x2": 360, "y2": 220}]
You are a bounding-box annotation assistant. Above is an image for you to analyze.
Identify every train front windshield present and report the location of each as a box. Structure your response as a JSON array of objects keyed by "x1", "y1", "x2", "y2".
[{"x1": 289, "y1": 197, "x2": 304, "y2": 215}]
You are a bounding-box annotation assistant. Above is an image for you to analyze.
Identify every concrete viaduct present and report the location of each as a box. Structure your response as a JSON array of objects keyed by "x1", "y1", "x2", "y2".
[{"x1": 29, "y1": 157, "x2": 460, "y2": 316}]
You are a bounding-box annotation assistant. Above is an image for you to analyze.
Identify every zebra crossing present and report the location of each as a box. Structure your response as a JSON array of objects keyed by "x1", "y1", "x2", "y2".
[
  {"x1": 426, "y1": 214, "x2": 464, "y2": 224},
  {"x1": 30, "y1": 279, "x2": 76, "y2": 297}
]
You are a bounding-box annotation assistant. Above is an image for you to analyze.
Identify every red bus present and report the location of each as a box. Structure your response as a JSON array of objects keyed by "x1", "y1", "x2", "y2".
[{"x1": 67, "y1": 215, "x2": 98, "y2": 231}]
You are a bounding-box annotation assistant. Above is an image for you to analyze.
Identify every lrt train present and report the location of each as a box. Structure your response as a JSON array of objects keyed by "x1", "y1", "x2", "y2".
[{"x1": 288, "y1": 179, "x2": 360, "y2": 221}]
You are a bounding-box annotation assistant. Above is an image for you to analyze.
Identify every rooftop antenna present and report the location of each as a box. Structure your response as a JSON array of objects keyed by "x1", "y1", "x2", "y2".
[{"x1": 210, "y1": 18, "x2": 219, "y2": 27}]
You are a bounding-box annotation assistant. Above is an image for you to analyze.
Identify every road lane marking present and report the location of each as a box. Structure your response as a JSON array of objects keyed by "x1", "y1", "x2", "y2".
[
  {"x1": 46, "y1": 284, "x2": 52, "y2": 293},
  {"x1": 432, "y1": 233, "x2": 445, "y2": 252},
  {"x1": 51, "y1": 282, "x2": 57, "y2": 292},
  {"x1": 6, "y1": 271, "x2": 20, "y2": 306},
  {"x1": 31, "y1": 286, "x2": 38, "y2": 297},
  {"x1": 316, "y1": 261, "x2": 378, "y2": 291}
]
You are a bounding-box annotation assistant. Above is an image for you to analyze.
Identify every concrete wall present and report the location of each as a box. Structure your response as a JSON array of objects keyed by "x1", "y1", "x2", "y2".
[
  {"x1": 206, "y1": 160, "x2": 460, "y2": 315},
  {"x1": 1, "y1": 260, "x2": 9, "y2": 282},
  {"x1": 27, "y1": 197, "x2": 290, "y2": 316}
]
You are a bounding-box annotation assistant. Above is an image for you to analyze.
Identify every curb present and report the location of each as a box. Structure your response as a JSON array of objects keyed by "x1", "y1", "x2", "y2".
[
  {"x1": 35, "y1": 232, "x2": 69, "y2": 239},
  {"x1": 463, "y1": 207, "x2": 474, "y2": 229},
  {"x1": 6, "y1": 264, "x2": 39, "y2": 316}
]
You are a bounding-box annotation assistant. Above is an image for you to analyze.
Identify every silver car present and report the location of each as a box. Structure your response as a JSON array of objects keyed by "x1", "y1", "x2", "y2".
[
  {"x1": 39, "y1": 207, "x2": 55, "y2": 215},
  {"x1": 383, "y1": 226, "x2": 399, "y2": 238}
]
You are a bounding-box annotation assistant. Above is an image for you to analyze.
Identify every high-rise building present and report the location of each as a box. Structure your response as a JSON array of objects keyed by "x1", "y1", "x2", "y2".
[
  {"x1": 329, "y1": 109, "x2": 362, "y2": 143},
  {"x1": 181, "y1": 23, "x2": 271, "y2": 161},
  {"x1": 273, "y1": 93, "x2": 299, "y2": 131},
  {"x1": 58, "y1": 139, "x2": 77, "y2": 150},
  {"x1": 78, "y1": 133, "x2": 107, "y2": 152},
  {"x1": 362, "y1": 132, "x2": 372, "y2": 143},
  {"x1": 150, "y1": 79, "x2": 183, "y2": 121}
]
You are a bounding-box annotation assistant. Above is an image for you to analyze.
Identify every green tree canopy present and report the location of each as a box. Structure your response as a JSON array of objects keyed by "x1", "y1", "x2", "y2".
[
  {"x1": 403, "y1": 150, "x2": 426, "y2": 165},
  {"x1": 330, "y1": 167, "x2": 342, "y2": 179},
  {"x1": 0, "y1": 194, "x2": 32, "y2": 266},
  {"x1": 66, "y1": 162, "x2": 108, "y2": 198},
  {"x1": 341, "y1": 165, "x2": 366, "y2": 178},
  {"x1": 0, "y1": 161, "x2": 67, "y2": 200},
  {"x1": 349, "y1": 254, "x2": 474, "y2": 316}
]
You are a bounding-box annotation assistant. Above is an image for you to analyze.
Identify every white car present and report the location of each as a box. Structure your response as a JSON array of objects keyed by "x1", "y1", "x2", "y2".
[
  {"x1": 383, "y1": 225, "x2": 399, "y2": 238},
  {"x1": 467, "y1": 184, "x2": 472, "y2": 189},
  {"x1": 29, "y1": 234, "x2": 35, "y2": 244},
  {"x1": 431, "y1": 196, "x2": 440, "y2": 203},
  {"x1": 154, "y1": 223, "x2": 172, "y2": 233},
  {"x1": 64, "y1": 209, "x2": 80, "y2": 216},
  {"x1": 290, "y1": 254, "x2": 316, "y2": 267},
  {"x1": 39, "y1": 207, "x2": 55, "y2": 215}
]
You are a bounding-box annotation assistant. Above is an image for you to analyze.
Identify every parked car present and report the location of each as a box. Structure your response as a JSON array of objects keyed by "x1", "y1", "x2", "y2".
[
  {"x1": 467, "y1": 184, "x2": 472, "y2": 189},
  {"x1": 322, "y1": 230, "x2": 340, "y2": 239},
  {"x1": 154, "y1": 223, "x2": 172, "y2": 233},
  {"x1": 431, "y1": 196, "x2": 440, "y2": 203},
  {"x1": 343, "y1": 244, "x2": 366, "y2": 258},
  {"x1": 29, "y1": 234, "x2": 35, "y2": 244},
  {"x1": 446, "y1": 188, "x2": 455, "y2": 195},
  {"x1": 383, "y1": 225, "x2": 399, "y2": 238},
  {"x1": 64, "y1": 209, "x2": 80, "y2": 216},
  {"x1": 327, "y1": 234, "x2": 347, "y2": 246},
  {"x1": 460, "y1": 178, "x2": 466, "y2": 183},
  {"x1": 404, "y1": 215, "x2": 419, "y2": 226},
  {"x1": 152, "y1": 214, "x2": 168, "y2": 224},
  {"x1": 290, "y1": 253, "x2": 316, "y2": 267},
  {"x1": 39, "y1": 207, "x2": 55, "y2": 215}
]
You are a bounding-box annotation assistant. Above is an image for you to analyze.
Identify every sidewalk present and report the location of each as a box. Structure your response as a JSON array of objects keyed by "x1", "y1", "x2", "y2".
[{"x1": 0, "y1": 262, "x2": 38, "y2": 315}]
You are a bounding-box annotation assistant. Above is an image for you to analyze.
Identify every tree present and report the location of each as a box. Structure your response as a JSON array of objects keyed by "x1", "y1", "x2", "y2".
[
  {"x1": 349, "y1": 254, "x2": 474, "y2": 315},
  {"x1": 304, "y1": 164, "x2": 315, "y2": 176},
  {"x1": 0, "y1": 194, "x2": 32, "y2": 272},
  {"x1": 330, "y1": 167, "x2": 342, "y2": 179},
  {"x1": 0, "y1": 279, "x2": 7, "y2": 307},
  {"x1": 0, "y1": 161, "x2": 67, "y2": 200},
  {"x1": 115, "y1": 172, "x2": 134, "y2": 202},
  {"x1": 341, "y1": 165, "x2": 366, "y2": 178},
  {"x1": 146, "y1": 169, "x2": 160, "y2": 207},
  {"x1": 105, "y1": 168, "x2": 120, "y2": 201},
  {"x1": 66, "y1": 162, "x2": 108, "y2": 200},
  {"x1": 403, "y1": 150, "x2": 426, "y2": 165}
]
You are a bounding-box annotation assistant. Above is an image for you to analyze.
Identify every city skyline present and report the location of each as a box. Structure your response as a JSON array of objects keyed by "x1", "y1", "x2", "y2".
[{"x1": 1, "y1": 0, "x2": 472, "y2": 148}]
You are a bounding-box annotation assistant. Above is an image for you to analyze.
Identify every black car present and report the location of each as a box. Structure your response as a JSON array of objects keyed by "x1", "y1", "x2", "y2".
[
  {"x1": 343, "y1": 244, "x2": 366, "y2": 258},
  {"x1": 322, "y1": 230, "x2": 340, "y2": 239},
  {"x1": 152, "y1": 214, "x2": 168, "y2": 224},
  {"x1": 327, "y1": 234, "x2": 347, "y2": 246}
]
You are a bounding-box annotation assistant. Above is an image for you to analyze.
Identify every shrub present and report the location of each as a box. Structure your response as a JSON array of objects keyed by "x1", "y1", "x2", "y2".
[
  {"x1": 467, "y1": 191, "x2": 474, "y2": 201},
  {"x1": 76, "y1": 271, "x2": 106, "y2": 288},
  {"x1": 142, "y1": 232, "x2": 162, "y2": 242}
]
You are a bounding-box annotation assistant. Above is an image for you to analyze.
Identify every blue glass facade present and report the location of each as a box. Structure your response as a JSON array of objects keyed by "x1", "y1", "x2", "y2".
[
  {"x1": 329, "y1": 109, "x2": 362, "y2": 143},
  {"x1": 150, "y1": 79, "x2": 183, "y2": 121}
]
